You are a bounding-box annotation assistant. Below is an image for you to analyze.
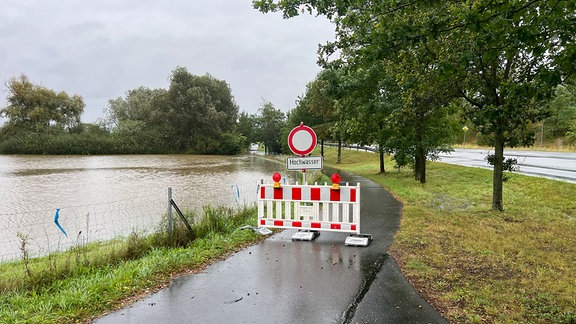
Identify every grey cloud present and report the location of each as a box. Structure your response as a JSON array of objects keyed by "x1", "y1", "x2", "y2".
[{"x1": 1, "y1": 0, "x2": 334, "y2": 122}]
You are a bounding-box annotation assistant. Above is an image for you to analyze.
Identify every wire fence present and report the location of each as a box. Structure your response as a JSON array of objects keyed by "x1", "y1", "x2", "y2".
[{"x1": 0, "y1": 183, "x2": 260, "y2": 262}]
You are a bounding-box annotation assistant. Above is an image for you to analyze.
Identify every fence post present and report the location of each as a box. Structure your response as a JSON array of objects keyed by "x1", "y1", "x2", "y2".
[{"x1": 167, "y1": 187, "x2": 173, "y2": 239}]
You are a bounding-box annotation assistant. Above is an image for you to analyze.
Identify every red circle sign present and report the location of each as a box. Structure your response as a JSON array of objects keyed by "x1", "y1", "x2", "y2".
[{"x1": 288, "y1": 122, "x2": 317, "y2": 156}]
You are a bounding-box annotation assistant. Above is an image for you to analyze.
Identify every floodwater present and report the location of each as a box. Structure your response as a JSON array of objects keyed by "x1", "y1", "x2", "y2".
[{"x1": 0, "y1": 154, "x2": 291, "y2": 261}]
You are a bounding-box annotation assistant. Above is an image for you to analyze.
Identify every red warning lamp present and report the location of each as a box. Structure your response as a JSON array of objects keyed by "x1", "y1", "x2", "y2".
[
  {"x1": 331, "y1": 173, "x2": 341, "y2": 190},
  {"x1": 272, "y1": 172, "x2": 282, "y2": 188}
]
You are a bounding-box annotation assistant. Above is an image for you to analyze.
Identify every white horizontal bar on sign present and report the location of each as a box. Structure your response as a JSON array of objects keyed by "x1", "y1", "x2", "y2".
[{"x1": 286, "y1": 156, "x2": 323, "y2": 170}]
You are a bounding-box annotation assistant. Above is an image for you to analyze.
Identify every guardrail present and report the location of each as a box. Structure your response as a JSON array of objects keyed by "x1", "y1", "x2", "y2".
[{"x1": 323, "y1": 142, "x2": 378, "y2": 153}]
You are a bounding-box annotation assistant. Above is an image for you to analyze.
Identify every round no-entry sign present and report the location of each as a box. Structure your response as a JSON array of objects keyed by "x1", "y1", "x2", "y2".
[{"x1": 288, "y1": 122, "x2": 317, "y2": 156}]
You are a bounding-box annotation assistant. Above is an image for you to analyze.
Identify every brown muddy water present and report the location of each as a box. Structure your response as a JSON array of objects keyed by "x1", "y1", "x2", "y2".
[{"x1": 0, "y1": 154, "x2": 293, "y2": 261}]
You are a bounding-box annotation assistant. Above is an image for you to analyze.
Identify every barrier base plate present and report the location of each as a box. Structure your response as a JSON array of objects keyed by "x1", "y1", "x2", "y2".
[
  {"x1": 255, "y1": 227, "x2": 273, "y2": 236},
  {"x1": 345, "y1": 234, "x2": 372, "y2": 247},
  {"x1": 292, "y1": 230, "x2": 320, "y2": 241}
]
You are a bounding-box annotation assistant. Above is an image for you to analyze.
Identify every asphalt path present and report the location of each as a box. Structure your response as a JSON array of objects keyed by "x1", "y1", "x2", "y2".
[
  {"x1": 94, "y1": 170, "x2": 448, "y2": 324},
  {"x1": 438, "y1": 148, "x2": 576, "y2": 183}
]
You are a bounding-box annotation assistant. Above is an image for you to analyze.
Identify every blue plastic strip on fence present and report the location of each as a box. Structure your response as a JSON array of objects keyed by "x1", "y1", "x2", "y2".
[
  {"x1": 231, "y1": 185, "x2": 240, "y2": 206},
  {"x1": 54, "y1": 208, "x2": 68, "y2": 238}
]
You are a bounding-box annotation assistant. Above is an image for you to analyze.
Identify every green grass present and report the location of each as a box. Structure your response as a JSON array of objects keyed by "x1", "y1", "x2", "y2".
[
  {"x1": 0, "y1": 205, "x2": 263, "y2": 323},
  {"x1": 321, "y1": 147, "x2": 576, "y2": 323}
]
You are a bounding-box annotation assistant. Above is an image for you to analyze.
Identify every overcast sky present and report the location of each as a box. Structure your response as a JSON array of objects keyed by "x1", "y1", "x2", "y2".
[{"x1": 0, "y1": 0, "x2": 335, "y2": 123}]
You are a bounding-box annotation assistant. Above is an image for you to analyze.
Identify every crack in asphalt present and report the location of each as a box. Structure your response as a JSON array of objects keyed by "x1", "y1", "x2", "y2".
[{"x1": 341, "y1": 254, "x2": 387, "y2": 324}]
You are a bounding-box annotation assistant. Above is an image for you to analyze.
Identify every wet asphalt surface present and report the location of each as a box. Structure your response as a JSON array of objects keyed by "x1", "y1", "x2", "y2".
[{"x1": 94, "y1": 171, "x2": 448, "y2": 324}]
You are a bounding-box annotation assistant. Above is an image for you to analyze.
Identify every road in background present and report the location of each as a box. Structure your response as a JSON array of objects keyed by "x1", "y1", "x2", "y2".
[
  {"x1": 329, "y1": 143, "x2": 576, "y2": 184},
  {"x1": 438, "y1": 149, "x2": 576, "y2": 183}
]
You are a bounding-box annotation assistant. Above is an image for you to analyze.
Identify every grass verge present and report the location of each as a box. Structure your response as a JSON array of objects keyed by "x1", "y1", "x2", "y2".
[
  {"x1": 321, "y1": 147, "x2": 576, "y2": 323},
  {"x1": 0, "y1": 205, "x2": 264, "y2": 323}
]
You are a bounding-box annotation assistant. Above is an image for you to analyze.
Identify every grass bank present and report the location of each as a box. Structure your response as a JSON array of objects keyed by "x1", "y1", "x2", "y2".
[
  {"x1": 0, "y1": 206, "x2": 264, "y2": 323},
  {"x1": 321, "y1": 147, "x2": 576, "y2": 323}
]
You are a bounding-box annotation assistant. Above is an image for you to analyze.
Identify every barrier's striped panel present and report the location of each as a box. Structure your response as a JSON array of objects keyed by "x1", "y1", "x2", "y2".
[
  {"x1": 257, "y1": 182, "x2": 361, "y2": 235},
  {"x1": 260, "y1": 185, "x2": 357, "y2": 203},
  {"x1": 259, "y1": 219, "x2": 358, "y2": 233}
]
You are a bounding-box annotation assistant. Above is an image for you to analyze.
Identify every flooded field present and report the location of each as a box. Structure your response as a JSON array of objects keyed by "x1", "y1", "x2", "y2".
[{"x1": 0, "y1": 154, "x2": 291, "y2": 260}]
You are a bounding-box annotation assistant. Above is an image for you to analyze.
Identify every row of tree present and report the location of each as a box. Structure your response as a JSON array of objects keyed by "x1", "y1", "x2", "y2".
[
  {"x1": 253, "y1": 0, "x2": 576, "y2": 210},
  {"x1": 7, "y1": 60, "x2": 566, "y2": 161},
  {"x1": 0, "y1": 68, "x2": 247, "y2": 155},
  {"x1": 3, "y1": 0, "x2": 576, "y2": 211}
]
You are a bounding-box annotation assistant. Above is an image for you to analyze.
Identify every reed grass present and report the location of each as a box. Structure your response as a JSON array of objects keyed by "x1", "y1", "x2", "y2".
[{"x1": 0, "y1": 205, "x2": 262, "y2": 323}]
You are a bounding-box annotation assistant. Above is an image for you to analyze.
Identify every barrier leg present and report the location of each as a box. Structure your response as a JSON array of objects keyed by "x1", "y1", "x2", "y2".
[
  {"x1": 292, "y1": 230, "x2": 320, "y2": 241},
  {"x1": 345, "y1": 234, "x2": 372, "y2": 247}
]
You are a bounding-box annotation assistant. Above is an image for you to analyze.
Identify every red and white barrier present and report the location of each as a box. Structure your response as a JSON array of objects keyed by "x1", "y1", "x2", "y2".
[{"x1": 257, "y1": 173, "x2": 370, "y2": 245}]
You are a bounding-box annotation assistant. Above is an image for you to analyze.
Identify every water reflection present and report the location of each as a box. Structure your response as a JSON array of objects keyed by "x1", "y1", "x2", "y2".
[{"x1": 0, "y1": 154, "x2": 293, "y2": 260}]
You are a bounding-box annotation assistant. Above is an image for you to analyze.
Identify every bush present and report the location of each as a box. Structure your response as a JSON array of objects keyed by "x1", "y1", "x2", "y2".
[
  {"x1": 567, "y1": 122, "x2": 576, "y2": 144},
  {"x1": 216, "y1": 133, "x2": 247, "y2": 155}
]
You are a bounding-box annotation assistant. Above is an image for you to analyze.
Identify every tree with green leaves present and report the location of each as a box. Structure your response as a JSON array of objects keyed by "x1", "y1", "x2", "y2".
[
  {"x1": 253, "y1": 0, "x2": 576, "y2": 210},
  {"x1": 237, "y1": 111, "x2": 257, "y2": 147},
  {"x1": 102, "y1": 67, "x2": 243, "y2": 154},
  {"x1": 1, "y1": 74, "x2": 84, "y2": 135},
  {"x1": 254, "y1": 101, "x2": 286, "y2": 154},
  {"x1": 544, "y1": 85, "x2": 576, "y2": 139},
  {"x1": 289, "y1": 72, "x2": 338, "y2": 157},
  {"x1": 104, "y1": 87, "x2": 168, "y2": 152},
  {"x1": 105, "y1": 87, "x2": 167, "y2": 128},
  {"x1": 441, "y1": 1, "x2": 574, "y2": 209},
  {"x1": 389, "y1": 47, "x2": 461, "y2": 183},
  {"x1": 255, "y1": 1, "x2": 460, "y2": 181},
  {"x1": 164, "y1": 67, "x2": 237, "y2": 152},
  {"x1": 313, "y1": 69, "x2": 349, "y2": 164},
  {"x1": 319, "y1": 64, "x2": 397, "y2": 173}
]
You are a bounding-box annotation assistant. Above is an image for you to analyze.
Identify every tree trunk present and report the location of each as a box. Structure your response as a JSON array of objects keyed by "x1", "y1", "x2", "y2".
[
  {"x1": 337, "y1": 139, "x2": 342, "y2": 164},
  {"x1": 414, "y1": 152, "x2": 421, "y2": 181},
  {"x1": 321, "y1": 139, "x2": 324, "y2": 157},
  {"x1": 492, "y1": 133, "x2": 505, "y2": 211},
  {"x1": 419, "y1": 148, "x2": 426, "y2": 184},
  {"x1": 414, "y1": 116, "x2": 426, "y2": 183},
  {"x1": 379, "y1": 148, "x2": 385, "y2": 174},
  {"x1": 415, "y1": 146, "x2": 426, "y2": 183}
]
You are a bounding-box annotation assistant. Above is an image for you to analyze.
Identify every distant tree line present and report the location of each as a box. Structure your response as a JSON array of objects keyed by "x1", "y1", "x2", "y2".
[{"x1": 0, "y1": 68, "x2": 247, "y2": 155}]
